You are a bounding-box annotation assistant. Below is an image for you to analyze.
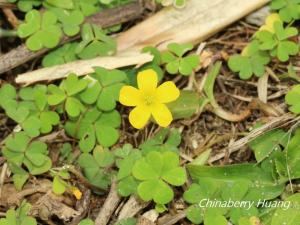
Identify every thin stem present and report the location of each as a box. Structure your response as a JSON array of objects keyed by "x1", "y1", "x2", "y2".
[{"x1": 0, "y1": 28, "x2": 17, "y2": 37}]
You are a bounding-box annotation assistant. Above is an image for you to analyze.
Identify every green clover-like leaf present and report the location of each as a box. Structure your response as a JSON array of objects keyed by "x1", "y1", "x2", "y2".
[
  {"x1": 73, "y1": 0, "x2": 100, "y2": 16},
  {"x1": 139, "y1": 128, "x2": 181, "y2": 154},
  {"x1": 256, "y1": 21, "x2": 299, "y2": 62},
  {"x1": 8, "y1": 0, "x2": 42, "y2": 12},
  {"x1": 2, "y1": 132, "x2": 51, "y2": 176},
  {"x1": 80, "y1": 67, "x2": 127, "y2": 111},
  {"x1": 42, "y1": 43, "x2": 79, "y2": 67},
  {"x1": 114, "y1": 144, "x2": 141, "y2": 196},
  {"x1": 48, "y1": 74, "x2": 88, "y2": 117},
  {"x1": 132, "y1": 151, "x2": 186, "y2": 205},
  {"x1": 228, "y1": 40, "x2": 270, "y2": 79},
  {"x1": 162, "y1": 43, "x2": 199, "y2": 76},
  {"x1": 270, "y1": 0, "x2": 300, "y2": 22},
  {"x1": 65, "y1": 107, "x2": 121, "y2": 152},
  {"x1": 17, "y1": 10, "x2": 63, "y2": 51},
  {"x1": 78, "y1": 146, "x2": 114, "y2": 189},
  {"x1": 0, "y1": 201, "x2": 37, "y2": 225},
  {"x1": 0, "y1": 83, "x2": 17, "y2": 110},
  {"x1": 76, "y1": 24, "x2": 117, "y2": 59},
  {"x1": 50, "y1": 8, "x2": 84, "y2": 36}
]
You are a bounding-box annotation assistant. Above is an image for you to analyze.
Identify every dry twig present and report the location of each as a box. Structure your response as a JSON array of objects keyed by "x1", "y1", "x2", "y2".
[{"x1": 95, "y1": 180, "x2": 122, "y2": 225}]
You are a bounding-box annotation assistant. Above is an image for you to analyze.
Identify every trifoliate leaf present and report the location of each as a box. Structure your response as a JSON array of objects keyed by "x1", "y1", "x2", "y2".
[
  {"x1": 76, "y1": 24, "x2": 116, "y2": 59},
  {"x1": 228, "y1": 40, "x2": 270, "y2": 79},
  {"x1": 161, "y1": 43, "x2": 199, "y2": 76},
  {"x1": 17, "y1": 10, "x2": 62, "y2": 51}
]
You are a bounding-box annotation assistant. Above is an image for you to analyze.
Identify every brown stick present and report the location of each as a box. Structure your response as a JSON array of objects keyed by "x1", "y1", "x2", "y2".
[
  {"x1": 2, "y1": 8, "x2": 19, "y2": 28},
  {"x1": 94, "y1": 180, "x2": 122, "y2": 225},
  {"x1": 0, "y1": 1, "x2": 145, "y2": 74},
  {"x1": 0, "y1": 0, "x2": 15, "y2": 9}
]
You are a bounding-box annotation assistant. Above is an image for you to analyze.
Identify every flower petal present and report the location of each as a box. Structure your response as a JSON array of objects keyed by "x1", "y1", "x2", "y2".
[
  {"x1": 137, "y1": 69, "x2": 158, "y2": 92},
  {"x1": 156, "y1": 81, "x2": 180, "y2": 103},
  {"x1": 129, "y1": 105, "x2": 151, "y2": 129},
  {"x1": 119, "y1": 86, "x2": 142, "y2": 106},
  {"x1": 151, "y1": 103, "x2": 173, "y2": 127}
]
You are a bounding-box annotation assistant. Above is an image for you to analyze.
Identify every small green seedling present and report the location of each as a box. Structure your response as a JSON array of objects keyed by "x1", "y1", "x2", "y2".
[
  {"x1": 132, "y1": 151, "x2": 186, "y2": 207},
  {"x1": 270, "y1": 0, "x2": 300, "y2": 22},
  {"x1": 228, "y1": 40, "x2": 270, "y2": 79},
  {"x1": 47, "y1": 73, "x2": 88, "y2": 117},
  {"x1": 76, "y1": 24, "x2": 117, "y2": 59},
  {"x1": 42, "y1": 42, "x2": 79, "y2": 67},
  {"x1": 256, "y1": 21, "x2": 299, "y2": 62},
  {"x1": 285, "y1": 84, "x2": 300, "y2": 113},
  {"x1": 0, "y1": 201, "x2": 37, "y2": 225},
  {"x1": 51, "y1": 169, "x2": 71, "y2": 195},
  {"x1": 78, "y1": 146, "x2": 115, "y2": 189},
  {"x1": 161, "y1": 43, "x2": 200, "y2": 76},
  {"x1": 17, "y1": 10, "x2": 62, "y2": 51}
]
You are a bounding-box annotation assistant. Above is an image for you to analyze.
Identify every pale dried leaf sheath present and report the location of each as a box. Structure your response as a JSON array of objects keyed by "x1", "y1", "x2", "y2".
[
  {"x1": 117, "y1": 0, "x2": 270, "y2": 52},
  {"x1": 15, "y1": 52, "x2": 153, "y2": 85}
]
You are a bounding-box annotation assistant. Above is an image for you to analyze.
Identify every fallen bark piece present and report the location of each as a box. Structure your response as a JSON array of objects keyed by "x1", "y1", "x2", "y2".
[
  {"x1": 117, "y1": 0, "x2": 269, "y2": 52},
  {"x1": 157, "y1": 211, "x2": 186, "y2": 225},
  {"x1": 0, "y1": 1, "x2": 145, "y2": 74},
  {"x1": 29, "y1": 191, "x2": 81, "y2": 221},
  {"x1": 15, "y1": 52, "x2": 153, "y2": 84},
  {"x1": 117, "y1": 195, "x2": 150, "y2": 220},
  {"x1": 95, "y1": 180, "x2": 122, "y2": 225}
]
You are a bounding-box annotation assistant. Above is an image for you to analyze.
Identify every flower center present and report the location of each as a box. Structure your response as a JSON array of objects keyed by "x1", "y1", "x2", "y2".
[{"x1": 144, "y1": 95, "x2": 156, "y2": 105}]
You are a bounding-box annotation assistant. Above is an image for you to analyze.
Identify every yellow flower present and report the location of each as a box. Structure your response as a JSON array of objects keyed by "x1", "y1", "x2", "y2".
[
  {"x1": 119, "y1": 69, "x2": 180, "y2": 129},
  {"x1": 71, "y1": 187, "x2": 82, "y2": 200}
]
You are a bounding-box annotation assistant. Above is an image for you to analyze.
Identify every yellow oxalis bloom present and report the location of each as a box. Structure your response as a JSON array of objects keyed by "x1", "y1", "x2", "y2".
[
  {"x1": 119, "y1": 69, "x2": 180, "y2": 129},
  {"x1": 71, "y1": 187, "x2": 82, "y2": 200},
  {"x1": 259, "y1": 13, "x2": 281, "y2": 33}
]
